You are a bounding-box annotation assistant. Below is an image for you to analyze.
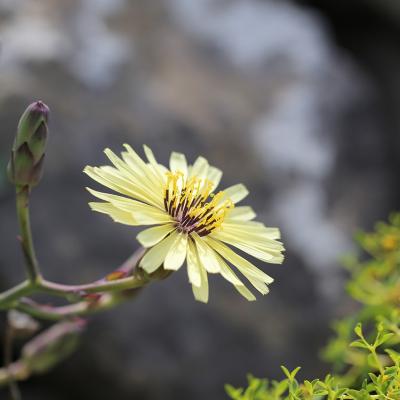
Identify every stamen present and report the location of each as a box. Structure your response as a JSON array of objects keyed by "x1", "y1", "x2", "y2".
[{"x1": 163, "y1": 171, "x2": 233, "y2": 236}]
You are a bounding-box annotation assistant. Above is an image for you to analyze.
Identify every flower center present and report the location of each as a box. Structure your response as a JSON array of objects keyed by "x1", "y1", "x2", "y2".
[{"x1": 163, "y1": 171, "x2": 234, "y2": 236}]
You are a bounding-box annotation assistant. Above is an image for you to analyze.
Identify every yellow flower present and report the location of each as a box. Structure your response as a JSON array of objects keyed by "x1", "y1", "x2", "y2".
[
  {"x1": 381, "y1": 234, "x2": 398, "y2": 252},
  {"x1": 84, "y1": 145, "x2": 285, "y2": 303}
]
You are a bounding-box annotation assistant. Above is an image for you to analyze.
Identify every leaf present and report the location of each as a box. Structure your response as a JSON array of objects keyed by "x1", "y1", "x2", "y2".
[
  {"x1": 273, "y1": 379, "x2": 288, "y2": 396},
  {"x1": 386, "y1": 349, "x2": 400, "y2": 366},
  {"x1": 375, "y1": 332, "x2": 394, "y2": 347},
  {"x1": 281, "y1": 365, "x2": 291, "y2": 380},
  {"x1": 225, "y1": 384, "x2": 243, "y2": 399},
  {"x1": 354, "y1": 323, "x2": 364, "y2": 339},
  {"x1": 350, "y1": 340, "x2": 369, "y2": 350}
]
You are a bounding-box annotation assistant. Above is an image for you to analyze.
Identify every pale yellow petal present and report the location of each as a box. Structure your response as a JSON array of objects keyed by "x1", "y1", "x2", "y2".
[
  {"x1": 212, "y1": 230, "x2": 284, "y2": 264},
  {"x1": 211, "y1": 232, "x2": 284, "y2": 264},
  {"x1": 164, "y1": 233, "x2": 188, "y2": 270},
  {"x1": 192, "y1": 233, "x2": 220, "y2": 273},
  {"x1": 86, "y1": 187, "x2": 140, "y2": 207},
  {"x1": 133, "y1": 209, "x2": 173, "y2": 225},
  {"x1": 89, "y1": 202, "x2": 137, "y2": 225},
  {"x1": 187, "y1": 239, "x2": 209, "y2": 302},
  {"x1": 189, "y1": 156, "x2": 209, "y2": 181},
  {"x1": 103, "y1": 148, "x2": 129, "y2": 170},
  {"x1": 187, "y1": 239, "x2": 201, "y2": 287},
  {"x1": 192, "y1": 237, "x2": 253, "y2": 299},
  {"x1": 221, "y1": 184, "x2": 248, "y2": 204},
  {"x1": 169, "y1": 152, "x2": 188, "y2": 177},
  {"x1": 192, "y1": 258, "x2": 209, "y2": 303},
  {"x1": 143, "y1": 145, "x2": 165, "y2": 182},
  {"x1": 233, "y1": 242, "x2": 284, "y2": 264},
  {"x1": 233, "y1": 284, "x2": 257, "y2": 301},
  {"x1": 137, "y1": 224, "x2": 176, "y2": 247},
  {"x1": 214, "y1": 253, "x2": 256, "y2": 301},
  {"x1": 139, "y1": 231, "x2": 178, "y2": 273},
  {"x1": 192, "y1": 280, "x2": 208, "y2": 302},
  {"x1": 84, "y1": 165, "x2": 163, "y2": 208},
  {"x1": 206, "y1": 166, "x2": 222, "y2": 190},
  {"x1": 103, "y1": 148, "x2": 150, "y2": 185},
  {"x1": 225, "y1": 206, "x2": 256, "y2": 221},
  {"x1": 84, "y1": 166, "x2": 133, "y2": 198},
  {"x1": 205, "y1": 237, "x2": 273, "y2": 295},
  {"x1": 151, "y1": 162, "x2": 169, "y2": 177},
  {"x1": 222, "y1": 222, "x2": 282, "y2": 240},
  {"x1": 122, "y1": 144, "x2": 165, "y2": 187},
  {"x1": 214, "y1": 229, "x2": 284, "y2": 251},
  {"x1": 87, "y1": 188, "x2": 172, "y2": 225},
  {"x1": 247, "y1": 278, "x2": 270, "y2": 295}
]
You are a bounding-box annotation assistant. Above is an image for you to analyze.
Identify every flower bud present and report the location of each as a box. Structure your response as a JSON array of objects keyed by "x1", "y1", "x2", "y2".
[
  {"x1": 21, "y1": 320, "x2": 85, "y2": 374},
  {"x1": 7, "y1": 310, "x2": 40, "y2": 339},
  {"x1": 8, "y1": 101, "x2": 50, "y2": 188}
]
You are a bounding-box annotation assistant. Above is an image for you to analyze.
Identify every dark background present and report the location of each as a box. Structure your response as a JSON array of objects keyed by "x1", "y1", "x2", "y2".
[{"x1": 0, "y1": 1, "x2": 399, "y2": 399}]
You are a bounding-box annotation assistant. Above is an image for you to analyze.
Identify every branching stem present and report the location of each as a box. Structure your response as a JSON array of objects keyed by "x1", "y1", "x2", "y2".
[{"x1": 0, "y1": 246, "x2": 147, "y2": 307}]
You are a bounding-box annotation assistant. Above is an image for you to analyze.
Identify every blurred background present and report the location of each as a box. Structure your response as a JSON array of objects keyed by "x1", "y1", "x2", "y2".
[{"x1": 0, "y1": 0, "x2": 399, "y2": 399}]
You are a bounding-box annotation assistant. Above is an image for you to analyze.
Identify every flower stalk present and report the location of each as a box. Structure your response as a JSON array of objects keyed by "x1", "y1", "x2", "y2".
[
  {"x1": 0, "y1": 247, "x2": 149, "y2": 310},
  {"x1": 16, "y1": 185, "x2": 41, "y2": 283},
  {"x1": 14, "y1": 289, "x2": 141, "y2": 321},
  {"x1": 4, "y1": 316, "x2": 22, "y2": 400}
]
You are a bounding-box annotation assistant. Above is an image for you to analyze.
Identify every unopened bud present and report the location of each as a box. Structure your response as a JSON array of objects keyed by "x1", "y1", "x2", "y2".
[
  {"x1": 21, "y1": 320, "x2": 85, "y2": 374},
  {"x1": 8, "y1": 101, "x2": 50, "y2": 188},
  {"x1": 7, "y1": 310, "x2": 40, "y2": 338}
]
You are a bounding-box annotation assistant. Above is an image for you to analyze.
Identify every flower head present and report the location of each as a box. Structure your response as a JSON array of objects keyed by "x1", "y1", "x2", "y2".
[{"x1": 85, "y1": 145, "x2": 284, "y2": 302}]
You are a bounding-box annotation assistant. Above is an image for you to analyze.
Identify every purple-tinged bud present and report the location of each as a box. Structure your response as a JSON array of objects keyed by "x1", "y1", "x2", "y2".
[
  {"x1": 21, "y1": 320, "x2": 85, "y2": 374},
  {"x1": 8, "y1": 101, "x2": 50, "y2": 188}
]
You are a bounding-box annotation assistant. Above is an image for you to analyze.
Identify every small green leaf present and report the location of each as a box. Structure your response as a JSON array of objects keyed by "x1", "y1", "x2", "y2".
[
  {"x1": 354, "y1": 323, "x2": 364, "y2": 338},
  {"x1": 350, "y1": 340, "x2": 369, "y2": 349},
  {"x1": 225, "y1": 384, "x2": 243, "y2": 399},
  {"x1": 281, "y1": 365, "x2": 291, "y2": 380}
]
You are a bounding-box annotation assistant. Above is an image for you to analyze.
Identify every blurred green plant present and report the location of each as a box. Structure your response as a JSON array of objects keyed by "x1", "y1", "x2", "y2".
[{"x1": 226, "y1": 214, "x2": 400, "y2": 399}]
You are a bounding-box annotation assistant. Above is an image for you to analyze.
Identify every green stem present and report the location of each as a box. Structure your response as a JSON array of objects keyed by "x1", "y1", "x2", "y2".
[
  {"x1": 39, "y1": 274, "x2": 148, "y2": 297},
  {"x1": 370, "y1": 347, "x2": 385, "y2": 375},
  {"x1": 4, "y1": 323, "x2": 21, "y2": 400},
  {"x1": 16, "y1": 299, "x2": 90, "y2": 321},
  {"x1": 0, "y1": 248, "x2": 146, "y2": 308},
  {"x1": 37, "y1": 247, "x2": 148, "y2": 298},
  {"x1": 15, "y1": 289, "x2": 142, "y2": 321},
  {"x1": 16, "y1": 186, "x2": 41, "y2": 283},
  {"x1": 0, "y1": 281, "x2": 35, "y2": 309}
]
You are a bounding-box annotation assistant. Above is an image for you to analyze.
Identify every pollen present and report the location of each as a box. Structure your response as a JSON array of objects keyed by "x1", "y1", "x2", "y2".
[{"x1": 163, "y1": 171, "x2": 234, "y2": 236}]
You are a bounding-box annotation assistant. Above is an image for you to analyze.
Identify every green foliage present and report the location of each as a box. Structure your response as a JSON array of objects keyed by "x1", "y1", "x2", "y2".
[{"x1": 226, "y1": 213, "x2": 400, "y2": 399}]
